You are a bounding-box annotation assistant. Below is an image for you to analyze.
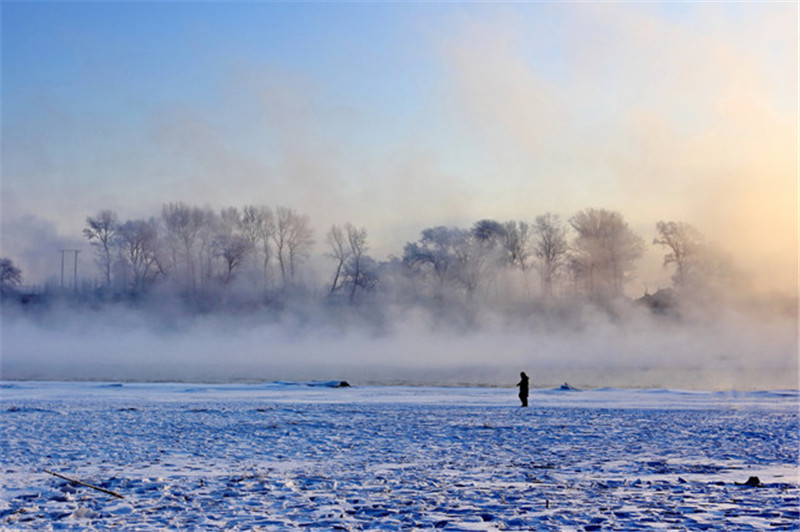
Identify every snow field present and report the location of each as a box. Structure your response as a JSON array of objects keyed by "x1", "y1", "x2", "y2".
[{"x1": 1, "y1": 383, "x2": 798, "y2": 530}]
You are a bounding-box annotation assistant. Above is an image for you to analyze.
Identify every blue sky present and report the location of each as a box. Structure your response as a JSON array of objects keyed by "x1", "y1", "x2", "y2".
[{"x1": 2, "y1": 1, "x2": 797, "y2": 293}]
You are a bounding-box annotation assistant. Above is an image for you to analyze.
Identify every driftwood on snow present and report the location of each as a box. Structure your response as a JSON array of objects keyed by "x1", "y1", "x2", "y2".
[{"x1": 43, "y1": 469, "x2": 124, "y2": 499}]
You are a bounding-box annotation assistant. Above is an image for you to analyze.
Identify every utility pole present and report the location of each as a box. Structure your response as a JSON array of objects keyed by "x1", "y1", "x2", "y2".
[
  {"x1": 73, "y1": 250, "x2": 80, "y2": 291},
  {"x1": 59, "y1": 249, "x2": 80, "y2": 291},
  {"x1": 60, "y1": 250, "x2": 66, "y2": 289}
]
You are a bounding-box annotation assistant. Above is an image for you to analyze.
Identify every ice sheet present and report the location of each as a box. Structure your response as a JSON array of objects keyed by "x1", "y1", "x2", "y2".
[{"x1": 1, "y1": 382, "x2": 798, "y2": 530}]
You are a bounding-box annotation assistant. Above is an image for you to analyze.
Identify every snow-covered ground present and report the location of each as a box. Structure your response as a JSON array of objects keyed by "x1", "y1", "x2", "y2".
[{"x1": 1, "y1": 382, "x2": 798, "y2": 530}]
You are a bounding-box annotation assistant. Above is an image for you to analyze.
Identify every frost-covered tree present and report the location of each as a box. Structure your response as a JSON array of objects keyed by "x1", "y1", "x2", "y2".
[
  {"x1": 459, "y1": 224, "x2": 505, "y2": 298},
  {"x1": 569, "y1": 208, "x2": 643, "y2": 300},
  {"x1": 343, "y1": 255, "x2": 379, "y2": 296},
  {"x1": 404, "y1": 225, "x2": 501, "y2": 301},
  {"x1": 193, "y1": 207, "x2": 218, "y2": 289},
  {"x1": 0, "y1": 258, "x2": 22, "y2": 296},
  {"x1": 532, "y1": 213, "x2": 567, "y2": 299},
  {"x1": 272, "y1": 206, "x2": 314, "y2": 289},
  {"x1": 212, "y1": 207, "x2": 252, "y2": 284},
  {"x1": 326, "y1": 223, "x2": 370, "y2": 301},
  {"x1": 326, "y1": 224, "x2": 348, "y2": 294},
  {"x1": 241, "y1": 205, "x2": 276, "y2": 289},
  {"x1": 346, "y1": 224, "x2": 368, "y2": 302},
  {"x1": 83, "y1": 210, "x2": 118, "y2": 287},
  {"x1": 242, "y1": 205, "x2": 274, "y2": 287},
  {"x1": 502, "y1": 220, "x2": 533, "y2": 271},
  {"x1": 218, "y1": 207, "x2": 242, "y2": 239},
  {"x1": 472, "y1": 219, "x2": 506, "y2": 243},
  {"x1": 116, "y1": 218, "x2": 164, "y2": 292},
  {"x1": 654, "y1": 221, "x2": 738, "y2": 296},
  {"x1": 214, "y1": 233, "x2": 252, "y2": 285},
  {"x1": 162, "y1": 202, "x2": 207, "y2": 291},
  {"x1": 653, "y1": 221, "x2": 704, "y2": 288},
  {"x1": 403, "y1": 226, "x2": 463, "y2": 298}
]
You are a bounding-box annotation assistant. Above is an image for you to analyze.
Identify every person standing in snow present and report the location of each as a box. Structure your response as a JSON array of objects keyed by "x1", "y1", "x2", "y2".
[{"x1": 516, "y1": 371, "x2": 529, "y2": 407}]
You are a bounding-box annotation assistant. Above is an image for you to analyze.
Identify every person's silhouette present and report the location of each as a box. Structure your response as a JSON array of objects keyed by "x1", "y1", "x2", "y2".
[{"x1": 516, "y1": 371, "x2": 529, "y2": 407}]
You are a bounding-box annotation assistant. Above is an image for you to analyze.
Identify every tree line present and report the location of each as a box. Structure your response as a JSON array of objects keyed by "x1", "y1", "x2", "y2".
[
  {"x1": 1, "y1": 203, "x2": 733, "y2": 314},
  {"x1": 80, "y1": 204, "x2": 315, "y2": 296}
]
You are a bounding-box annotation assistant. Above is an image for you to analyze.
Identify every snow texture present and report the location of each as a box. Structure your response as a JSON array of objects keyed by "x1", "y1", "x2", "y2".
[{"x1": 1, "y1": 382, "x2": 798, "y2": 530}]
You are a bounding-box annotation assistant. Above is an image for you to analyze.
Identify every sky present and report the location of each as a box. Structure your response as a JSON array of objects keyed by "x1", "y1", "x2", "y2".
[{"x1": 2, "y1": 1, "x2": 798, "y2": 295}]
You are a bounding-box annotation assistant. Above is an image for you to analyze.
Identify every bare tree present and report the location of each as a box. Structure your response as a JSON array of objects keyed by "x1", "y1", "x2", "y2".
[
  {"x1": 326, "y1": 224, "x2": 348, "y2": 294},
  {"x1": 242, "y1": 205, "x2": 270, "y2": 284},
  {"x1": 209, "y1": 207, "x2": 251, "y2": 285},
  {"x1": 404, "y1": 225, "x2": 499, "y2": 301},
  {"x1": 654, "y1": 221, "x2": 737, "y2": 295},
  {"x1": 403, "y1": 226, "x2": 460, "y2": 297},
  {"x1": 452, "y1": 230, "x2": 493, "y2": 299},
  {"x1": 272, "y1": 206, "x2": 314, "y2": 288},
  {"x1": 116, "y1": 218, "x2": 163, "y2": 292},
  {"x1": 83, "y1": 210, "x2": 118, "y2": 287},
  {"x1": 569, "y1": 208, "x2": 643, "y2": 300},
  {"x1": 653, "y1": 221, "x2": 704, "y2": 288},
  {"x1": 532, "y1": 213, "x2": 567, "y2": 299},
  {"x1": 213, "y1": 233, "x2": 252, "y2": 285},
  {"x1": 218, "y1": 207, "x2": 242, "y2": 238},
  {"x1": 194, "y1": 207, "x2": 218, "y2": 288},
  {"x1": 503, "y1": 220, "x2": 533, "y2": 271},
  {"x1": 240, "y1": 205, "x2": 277, "y2": 289},
  {"x1": 346, "y1": 223, "x2": 368, "y2": 302},
  {"x1": 272, "y1": 208, "x2": 290, "y2": 287},
  {"x1": 326, "y1": 222, "x2": 372, "y2": 301},
  {"x1": 162, "y1": 202, "x2": 207, "y2": 291},
  {"x1": 257, "y1": 206, "x2": 276, "y2": 288},
  {"x1": 286, "y1": 211, "x2": 314, "y2": 285}
]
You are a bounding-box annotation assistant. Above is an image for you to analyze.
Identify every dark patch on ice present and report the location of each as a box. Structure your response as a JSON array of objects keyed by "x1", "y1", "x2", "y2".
[
  {"x1": 738, "y1": 476, "x2": 764, "y2": 487},
  {"x1": 543, "y1": 383, "x2": 582, "y2": 393},
  {"x1": 180, "y1": 387, "x2": 210, "y2": 394},
  {"x1": 302, "y1": 380, "x2": 351, "y2": 388},
  {"x1": 189, "y1": 408, "x2": 223, "y2": 414},
  {"x1": 97, "y1": 383, "x2": 124, "y2": 388},
  {"x1": 5, "y1": 405, "x2": 58, "y2": 414},
  {"x1": 269, "y1": 380, "x2": 352, "y2": 388}
]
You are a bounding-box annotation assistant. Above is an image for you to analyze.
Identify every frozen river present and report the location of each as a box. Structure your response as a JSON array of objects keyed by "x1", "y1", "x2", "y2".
[{"x1": 1, "y1": 382, "x2": 798, "y2": 530}]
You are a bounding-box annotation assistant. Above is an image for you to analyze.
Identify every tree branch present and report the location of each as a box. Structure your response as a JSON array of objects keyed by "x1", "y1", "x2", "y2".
[{"x1": 43, "y1": 469, "x2": 124, "y2": 499}]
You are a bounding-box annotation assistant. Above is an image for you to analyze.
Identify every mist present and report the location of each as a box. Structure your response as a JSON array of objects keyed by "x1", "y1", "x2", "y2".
[
  {"x1": 2, "y1": 288, "x2": 796, "y2": 391},
  {"x1": 3, "y1": 203, "x2": 797, "y2": 391}
]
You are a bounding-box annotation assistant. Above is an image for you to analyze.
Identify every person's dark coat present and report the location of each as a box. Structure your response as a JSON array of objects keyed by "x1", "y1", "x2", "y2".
[{"x1": 516, "y1": 372, "x2": 529, "y2": 407}]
